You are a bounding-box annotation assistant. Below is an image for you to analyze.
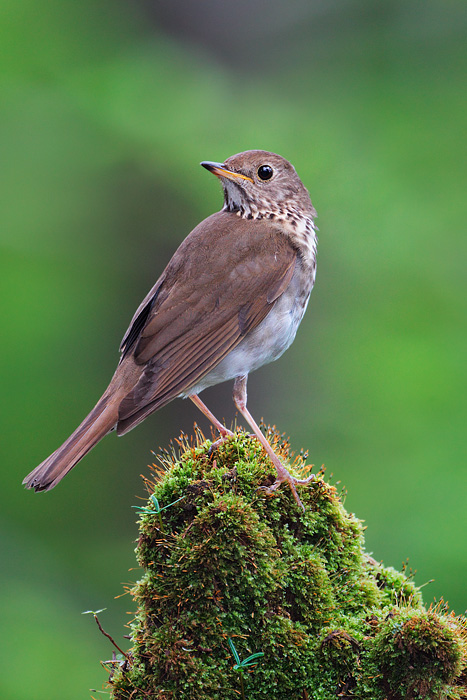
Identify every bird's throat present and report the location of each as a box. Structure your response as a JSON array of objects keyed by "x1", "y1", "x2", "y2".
[{"x1": 223, "y1": 194, "x2": 317, "y2": 267}]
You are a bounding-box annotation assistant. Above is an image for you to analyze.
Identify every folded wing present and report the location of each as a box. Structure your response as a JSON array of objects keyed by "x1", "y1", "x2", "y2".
[{"x1": 117, "y1": 211, "x2": 297, "y2": 434}]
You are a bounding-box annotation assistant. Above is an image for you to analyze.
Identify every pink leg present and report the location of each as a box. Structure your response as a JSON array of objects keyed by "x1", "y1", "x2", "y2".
[
  {"x1": 189, "y1": 394, "x2": 234, "y2": 439},
  {"x1": 232, "y1": 375, "x2": 314, "y2": 511}
]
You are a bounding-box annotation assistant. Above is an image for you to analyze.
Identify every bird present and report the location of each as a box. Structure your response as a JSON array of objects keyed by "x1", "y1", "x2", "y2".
[{"x1": 23, "y1": 150, "x2": 318, "y2": 510}]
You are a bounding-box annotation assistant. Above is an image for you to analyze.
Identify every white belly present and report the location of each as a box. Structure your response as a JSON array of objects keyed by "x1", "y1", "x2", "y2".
[{"x1": 182, "y1": 262, "x2": 315, "y2": 396}]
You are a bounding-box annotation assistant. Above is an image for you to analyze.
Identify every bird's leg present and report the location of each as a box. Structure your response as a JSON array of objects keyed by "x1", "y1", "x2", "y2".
[
  {"x1": 189, "y1": 394, "x2": 234, "y2": 442},
  {"x1": 232, "y1": 375, "x2": 314, "y2": 511}
]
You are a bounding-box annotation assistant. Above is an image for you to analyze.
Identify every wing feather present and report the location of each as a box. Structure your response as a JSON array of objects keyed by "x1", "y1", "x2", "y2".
[{"x1": 116, "y1": 211, "x2": 298, "y2": 433}]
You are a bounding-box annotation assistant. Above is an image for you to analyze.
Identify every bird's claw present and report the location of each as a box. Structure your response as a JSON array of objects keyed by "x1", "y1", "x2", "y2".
[
  {"x1": 207, "y1": 429, "x2": 235, "y2": 456},
  {"x1": 259, "y1": 471, "x2": 315, "y2": 511}
]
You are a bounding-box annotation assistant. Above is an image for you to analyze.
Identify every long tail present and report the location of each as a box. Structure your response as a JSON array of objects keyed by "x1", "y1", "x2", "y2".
[{"x1": 23, "y1": 392, "x2": 119, "y2": 492}]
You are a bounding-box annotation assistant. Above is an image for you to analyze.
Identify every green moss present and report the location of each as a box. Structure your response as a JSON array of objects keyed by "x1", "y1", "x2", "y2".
[
  {"x1": 366, "y1": 607, "x2": 467, "y2": 699},
  {"x1": 107, "y1": 429, "x2": 467, "y2": 699}
]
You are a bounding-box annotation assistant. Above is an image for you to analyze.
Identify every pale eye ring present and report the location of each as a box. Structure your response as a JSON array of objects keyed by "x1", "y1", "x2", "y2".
[{"x1": 257, "y1": 165, "x2": 274, "y2": 181}]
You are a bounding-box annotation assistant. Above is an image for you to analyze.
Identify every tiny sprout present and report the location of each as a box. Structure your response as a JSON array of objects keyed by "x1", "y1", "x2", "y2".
[
  {"x1": 82, "y1": 608, "x2": 107, "y2": 616},
  {"x1": 227, "y1": 638, "x2": 264, "y2": 700},
  {"x1": 132, "y1": 494, "x2": 185, "y2": 531}
]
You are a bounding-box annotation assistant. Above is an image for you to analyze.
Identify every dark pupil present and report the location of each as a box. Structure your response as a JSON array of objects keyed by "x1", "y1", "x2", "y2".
[{"x1": 257, "y1": 165, "x2": 273, "y2": 180}]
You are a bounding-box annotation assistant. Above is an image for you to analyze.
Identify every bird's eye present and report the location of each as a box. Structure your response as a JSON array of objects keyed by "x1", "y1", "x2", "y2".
[{"x1": 257, "y1": 165, "x2": 274, "y2": 181}]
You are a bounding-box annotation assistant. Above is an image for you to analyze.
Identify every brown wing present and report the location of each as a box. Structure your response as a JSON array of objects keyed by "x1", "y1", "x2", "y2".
[{"x1": 116, "y1": 210, "x2": 297, "y2": 434}]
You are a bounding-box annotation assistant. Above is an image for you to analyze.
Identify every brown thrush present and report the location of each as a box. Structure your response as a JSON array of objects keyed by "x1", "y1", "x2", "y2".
[{"x1": 23, "y1": 150, "x2": 318, "y2": 509}]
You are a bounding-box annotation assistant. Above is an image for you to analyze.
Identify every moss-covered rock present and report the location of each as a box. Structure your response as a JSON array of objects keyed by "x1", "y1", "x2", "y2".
[{"x1": 107, "y1": 429, "x2": 467, "y2": 699}]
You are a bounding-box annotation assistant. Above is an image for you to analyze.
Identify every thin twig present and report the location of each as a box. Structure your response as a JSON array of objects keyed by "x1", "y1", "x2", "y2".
[{"x1": 93, "y1": 613, "x2": 129, "y2": 659}]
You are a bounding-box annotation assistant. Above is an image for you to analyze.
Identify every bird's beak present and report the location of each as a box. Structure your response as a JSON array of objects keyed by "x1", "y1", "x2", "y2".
[{"x1": 201, "y1": 161, "x2": 254, "y2": 183}]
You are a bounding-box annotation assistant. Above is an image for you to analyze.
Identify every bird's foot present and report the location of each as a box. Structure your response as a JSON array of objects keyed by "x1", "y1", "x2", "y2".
[
  {"x1": 209, "y1": 429, "x2": 258, "y2": 455},
  {"x1": 260, "y1": 462, "x2": 315, "y2": 512},
  {"x1": 208, "y1": 428, "x2": 235, "y2": 455}
]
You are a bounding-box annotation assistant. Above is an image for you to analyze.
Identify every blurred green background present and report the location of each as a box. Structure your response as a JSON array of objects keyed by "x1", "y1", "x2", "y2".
[{"x1": 1, "y1": 0, "x2": 466, "y2": 697}]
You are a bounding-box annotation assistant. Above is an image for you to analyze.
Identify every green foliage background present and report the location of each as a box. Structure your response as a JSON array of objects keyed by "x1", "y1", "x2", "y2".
[{"x1": 0, "y1": 1, "x2": 465, "y2": 698}]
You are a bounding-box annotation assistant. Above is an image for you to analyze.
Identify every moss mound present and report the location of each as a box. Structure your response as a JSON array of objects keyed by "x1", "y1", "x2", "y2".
[{"x1": 108, "y1": 429, "x2": 467, "y2": 699}]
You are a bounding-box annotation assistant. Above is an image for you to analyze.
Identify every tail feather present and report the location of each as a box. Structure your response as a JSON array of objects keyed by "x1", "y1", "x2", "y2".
[{"x1": 23, "y1": 393, "x2": 119, "y2": 492}]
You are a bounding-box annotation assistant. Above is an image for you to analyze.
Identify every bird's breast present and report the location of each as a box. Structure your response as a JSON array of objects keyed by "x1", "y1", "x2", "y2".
[{"x1": 183, "y1": 257, "x2": 316, "y2": 396}]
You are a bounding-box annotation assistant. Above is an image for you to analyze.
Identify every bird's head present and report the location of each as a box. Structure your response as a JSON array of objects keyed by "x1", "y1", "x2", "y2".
[{"x1": 201, "y1": 150, "x2": 315, "y2": 220}]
